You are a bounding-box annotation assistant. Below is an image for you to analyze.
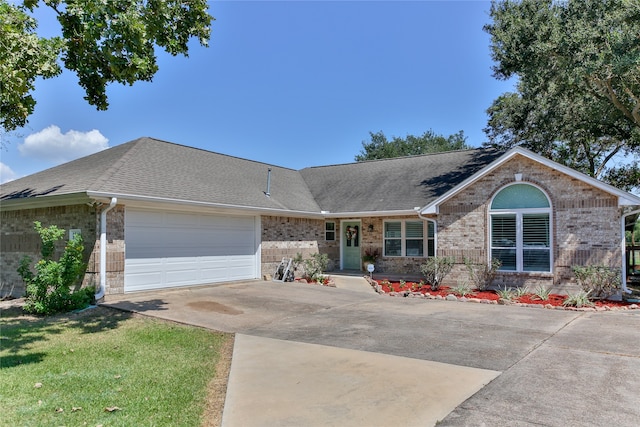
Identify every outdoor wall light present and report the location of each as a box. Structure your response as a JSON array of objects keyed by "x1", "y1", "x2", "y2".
[{"x1": 368, "y1": 224, "x2": 374, "y2": 232}]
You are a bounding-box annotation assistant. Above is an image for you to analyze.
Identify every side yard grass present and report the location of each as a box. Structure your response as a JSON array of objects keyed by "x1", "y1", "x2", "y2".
[{"x1": 0, "y1": 304, "x2": 233, "y2": 427}]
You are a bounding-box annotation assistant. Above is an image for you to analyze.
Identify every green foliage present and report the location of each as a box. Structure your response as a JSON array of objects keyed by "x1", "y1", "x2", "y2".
[
  {"x1": 19, "y1": 222, "x2": 91, "y2": 315},
  {"x1": 451, "y1": 281, "x2": 473, "y2": 297},
  {"x1": 572, "y1": 265, "x2": 621, "y2": 299},
  {"x1": 563, "y1": 290, "x2": 595, "y2": 308},
  {"x1": 420, "y1": 256, "x2": 454, "y2": 291},
  {"x1": 514, "y1": 286, "x2": 529, "y2": 298},
  {"x1": 484, "y1": 0, "x2": 640, "y2": 192},
  {"x1": 463, "y1": 257, "x2": 501, "y2": 291},
  {"x1": 626, "y1": 217, "x2": 640, "y2": 245},
  {"x1": 362, "y1": 247, "x2": 380, "y2": 263},
  {"x1": 1, "y1": 308, "x2": 230, "y2": 426},
  {"x1": 0, "y1": 1, "x2": 63, "y2": 132},
  {"x1": 355, "y1": 129, "x2": 470, "y2": 162},
  {"x1": 496, "y1": 286, "x2": 515, "y2": 301},
  {"x1": 532, "y1": 284, "x2": 551, "y2": 301},
  {"x1": 0, "y1": 0, "x2": 213, "y2": 133},
  {"x1": 301, "y1": 253, "x2": 330, "y2": 283}
]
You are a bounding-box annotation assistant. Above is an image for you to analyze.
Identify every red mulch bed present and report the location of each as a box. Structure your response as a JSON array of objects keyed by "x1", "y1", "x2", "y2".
[{"x1": 374, "y1": 280, "x2": 636, "y2": 309}]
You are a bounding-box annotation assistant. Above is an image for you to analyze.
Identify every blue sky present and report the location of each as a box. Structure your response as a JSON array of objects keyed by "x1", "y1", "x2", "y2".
[{"x1": 0, "y1": 0, "x2": 515, "y2": 183}]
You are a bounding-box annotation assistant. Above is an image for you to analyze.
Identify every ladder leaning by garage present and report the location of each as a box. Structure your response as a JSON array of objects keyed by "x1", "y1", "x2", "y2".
[{"x1": 273, "y1": 257, "x2": 294, "y2": 282}]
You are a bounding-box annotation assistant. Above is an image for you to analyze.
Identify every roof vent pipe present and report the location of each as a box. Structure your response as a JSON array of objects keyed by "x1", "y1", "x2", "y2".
[
  {"x1": 95, "y1": 197, "x2": 117, "y2": 301},
  {"x1": 265, "y1": 168, "x2": 272, "y2": 197}
]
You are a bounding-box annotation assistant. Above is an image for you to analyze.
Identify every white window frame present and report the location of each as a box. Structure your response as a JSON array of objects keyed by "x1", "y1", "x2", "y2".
[
  {"x1": 383, "y1": 219, "x2": 436, "y2": 258},
  {"x1": 489, "y1": 184, "x2": 553, "y2": 273}
]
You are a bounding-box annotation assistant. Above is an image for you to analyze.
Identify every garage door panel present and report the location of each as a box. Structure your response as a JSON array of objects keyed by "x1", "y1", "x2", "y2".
[{"x1": 125, "y1": 209, "x2": 258, "y2": 292}]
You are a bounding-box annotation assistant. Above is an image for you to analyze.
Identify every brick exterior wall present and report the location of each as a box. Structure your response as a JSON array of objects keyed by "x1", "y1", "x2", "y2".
[
  {"x1": 1, "y1": 205, "x2": 97, "y2": 297},
  {"x1": 0, "y1": 204, "x2": 126, "y2": 298},
  {"x1": 436, "y1": 156, "x2": 622, "y2": 291},
  {"x1": 261, "y1": 215, "x2": 337, "y2": 278}
]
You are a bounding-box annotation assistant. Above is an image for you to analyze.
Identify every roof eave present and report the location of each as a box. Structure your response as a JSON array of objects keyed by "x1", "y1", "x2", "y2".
[
  {"x1": 86, "y1": 191, "x2": 326, "y2": 218},
  {"x1": 323, "y1": 209, "x2": 421, "y2": 218},
  {"x1": 0, "y1": 193, "x2": 93, "y2": 211}
]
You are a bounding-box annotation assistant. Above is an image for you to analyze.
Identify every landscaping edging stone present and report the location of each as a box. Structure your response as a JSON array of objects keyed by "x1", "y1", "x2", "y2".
[{"x1": 364, "y1": 276, "x2": 640, "y2": 312}]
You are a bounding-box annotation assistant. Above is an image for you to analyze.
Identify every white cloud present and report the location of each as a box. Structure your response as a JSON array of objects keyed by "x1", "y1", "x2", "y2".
[
  {"x1": 0, "y1": 162, "x2": 18, "y2": 184},
  {"x1": 19, "y1": 125, "x2": 109, "y2": 164}
]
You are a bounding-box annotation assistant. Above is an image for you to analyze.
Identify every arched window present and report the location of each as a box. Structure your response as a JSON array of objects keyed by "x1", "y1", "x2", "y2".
[{"x1": 490, "y1": 184, "x2": 551, "y2": 272}]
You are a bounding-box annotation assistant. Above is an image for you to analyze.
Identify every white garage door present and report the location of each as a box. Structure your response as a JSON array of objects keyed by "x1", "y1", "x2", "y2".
[{"x1": 125, "y1": 208, "x2": 259, "y2": 292}]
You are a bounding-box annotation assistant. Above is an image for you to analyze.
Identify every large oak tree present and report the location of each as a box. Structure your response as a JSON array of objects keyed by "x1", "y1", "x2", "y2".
[
  {"x1": 0, "y1": 0, "x2": 212, "y2": 133},
  {"x1": 484, "y1": 0, "x2": 640, "y2": 192}
]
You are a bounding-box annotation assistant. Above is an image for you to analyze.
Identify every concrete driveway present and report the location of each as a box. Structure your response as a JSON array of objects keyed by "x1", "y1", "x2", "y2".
[{"x1": 103, "y1": 280, "x2": 640, "y2": 426}]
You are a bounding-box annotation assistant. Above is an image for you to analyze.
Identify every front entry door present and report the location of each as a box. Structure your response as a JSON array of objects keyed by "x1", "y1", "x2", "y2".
[{"x1": 342, "y1": 221, "x2": 361, "y2": 270}]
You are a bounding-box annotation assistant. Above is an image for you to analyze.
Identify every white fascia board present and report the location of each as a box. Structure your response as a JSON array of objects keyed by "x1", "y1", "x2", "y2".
[
  {"x1": 86, "y1": 191, "x2": 326, "y2": 219},
  {"x1": 420, "y1": 147, "x2": 640, "y2": 214}
]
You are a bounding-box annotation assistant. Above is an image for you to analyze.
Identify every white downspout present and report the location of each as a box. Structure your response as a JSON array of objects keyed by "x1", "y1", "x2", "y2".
[
  {"x1": 95, "y1": 197, "x2": 117, "y2": 301},
  {"x1": 416, "y1": 207, "x2": 437, "y2": 256},
  {"x1": 622, "y1": 208, "x2": 640, "y2": 295}
]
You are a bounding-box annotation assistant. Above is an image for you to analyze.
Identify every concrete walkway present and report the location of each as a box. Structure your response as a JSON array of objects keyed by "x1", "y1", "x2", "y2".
[
  {"x1": 222, "y1": 334, "x2": 498, "y2": 427},
  {"x1": 331, "y1": 274, "x2": 377, "y2": 294},
  {"x1": 102, "y1": 280, "x2": 640, "y2": 427}
]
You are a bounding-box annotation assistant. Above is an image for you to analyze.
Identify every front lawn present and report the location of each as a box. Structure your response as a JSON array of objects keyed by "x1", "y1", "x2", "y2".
[{"x1": 0, "y1": 304, "x2": 232, "y2": 427}]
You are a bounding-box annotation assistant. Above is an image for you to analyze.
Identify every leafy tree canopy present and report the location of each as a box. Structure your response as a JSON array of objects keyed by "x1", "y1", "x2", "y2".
[
  {"x1": 0, "y1": 0, "x2": 212, "y2": 133},
  {"x1": 355, "y1": 129, "x2": 470, "y2": 162},
  {"x1": 484, "y1": 0, "x2": 640, "y2": 193}
]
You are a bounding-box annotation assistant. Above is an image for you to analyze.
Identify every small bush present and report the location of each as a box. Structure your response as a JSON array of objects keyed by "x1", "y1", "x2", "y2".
[
  {"x1": 572, "y1": 265, "x2": 621, "y2": 299},
  {"x1": 420, "y1": 256, "x2": 454, "y2": 291},
  {"x1": 451, "y1": 281, "x2": 473, "y2": 297},
  {"x1": 514, "y1": 286, "x2": 529, "y2": 298},
  {"x1": 496, "y1": 286, "x2": 515, "y2": 301},
  {"x1": 19, "y1": 222, "x2": 92, "y2": 315},
  {"x1": 563, "y1": 290, "x2": 595, "y2": 308},
  {"x1": 532, "y1": 284, "x2": 551, "y2": 301},
  {"x1": 463, "y1": 257, "x2": 501, "y2": 291},
  {"x1": 301, "y1": 253, "x2": 329, "y2": 283}
]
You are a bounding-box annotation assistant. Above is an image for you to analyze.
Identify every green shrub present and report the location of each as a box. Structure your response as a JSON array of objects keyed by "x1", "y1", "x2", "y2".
[
  {"x1": 563, "y1": 290, "x2": 595, "y2": 308},
  {"x1": 300, "y1": 253, "x2": 329, "y2": 283},
  {"x1": 572, "y1": 265, "x2": 621, "y2": 299},
  {"x1": 496, "y1": 286, "x2": 515, "y2": 301},
  {"x1": 514, "y1": 286, "x2": 529, "y2": 298},
  {"x1": 420, "y1": 256, "x2": 454, "y2": 291},
  {"x1": 451, "y1": 281, "x2": 473, "y2": 297},
  {"x1": 19, "y1": 221, "x2": 93, "y2": 315},
  {"x1": 463, "y1": 257, "x2": 501, "y2": 291},
  {"x1": 532, "y1": 284, "x2": 551, "y2": 301}
]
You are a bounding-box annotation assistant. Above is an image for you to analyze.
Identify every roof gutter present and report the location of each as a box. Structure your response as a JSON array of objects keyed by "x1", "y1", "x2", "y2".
[
  {"x1": 322, "y1": 209, "x2": 420, "y2": 218},
  {"x1": 86, "y1": 191, "x2": 325, "y2": 219},
  {"x1": 95, "y1": 197, "x2": 117, "y2": 301},
  {"x1": 622, "y1": 208, "x2": 640, "y2": 295}
]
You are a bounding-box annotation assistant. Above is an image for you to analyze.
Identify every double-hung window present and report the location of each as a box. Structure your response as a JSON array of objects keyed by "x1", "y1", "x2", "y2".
[
  {"x1": 384, "y1": 220, "x2": 435, "y2": 257},
  {"x1": 490, "y1": 184, "x2": 551, "y2": 272}
]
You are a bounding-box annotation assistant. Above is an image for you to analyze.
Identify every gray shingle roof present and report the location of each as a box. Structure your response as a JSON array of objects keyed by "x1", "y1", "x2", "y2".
[
  {"x1": 300, "y1": 148, "x2": 503, "y2": 213},
  {"x1": 0, "y1": 138, "x2": 321, "y2": 213},
  {"x1": 0, "y1": 137, "x2": 503, "y2": 214}
]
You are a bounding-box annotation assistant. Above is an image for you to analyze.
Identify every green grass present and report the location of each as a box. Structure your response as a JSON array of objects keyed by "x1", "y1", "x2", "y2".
[{"x1": 0, "y1": 305, "x2": 231, "y2": 427}]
